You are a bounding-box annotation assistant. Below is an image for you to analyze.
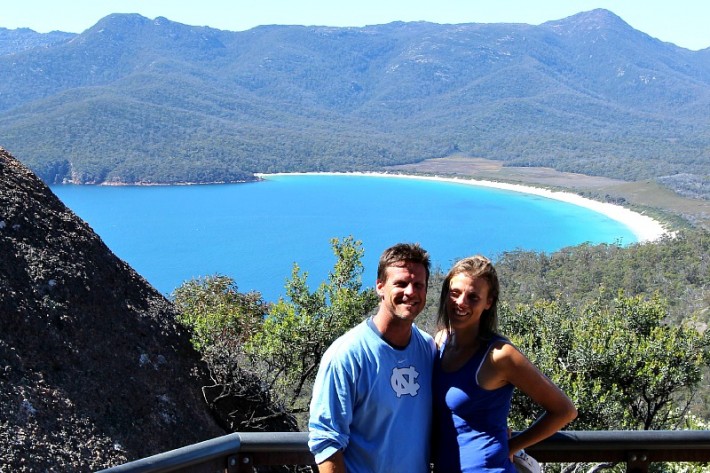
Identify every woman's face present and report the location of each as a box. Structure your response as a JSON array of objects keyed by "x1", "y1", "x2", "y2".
[{"x1": 446, "y1": 273, "x2": 492, "y2": 330}]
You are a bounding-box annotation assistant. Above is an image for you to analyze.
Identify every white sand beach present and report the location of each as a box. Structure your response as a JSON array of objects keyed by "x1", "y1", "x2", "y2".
[{"x1": 257, "y1": 171, "x2": 670, "y2": 243}]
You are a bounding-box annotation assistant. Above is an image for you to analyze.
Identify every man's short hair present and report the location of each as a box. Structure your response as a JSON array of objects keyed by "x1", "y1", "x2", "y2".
[{"x1": 376, "y1": 243, "x2": 430, "y2": 283}]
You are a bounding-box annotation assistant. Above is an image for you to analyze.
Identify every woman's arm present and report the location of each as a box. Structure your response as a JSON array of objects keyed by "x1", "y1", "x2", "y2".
[{"x1": 489, "y1": 342, "x2": 577, "y2": 456}]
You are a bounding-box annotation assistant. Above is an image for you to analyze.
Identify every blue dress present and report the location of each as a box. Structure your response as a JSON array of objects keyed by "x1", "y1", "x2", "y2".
[{"x1": 432, "y1": 335, "x2": 516, "y2": 473}]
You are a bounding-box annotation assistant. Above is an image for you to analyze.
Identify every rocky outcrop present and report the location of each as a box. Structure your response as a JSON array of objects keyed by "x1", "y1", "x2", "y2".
[{"x1": 0, "y1": 148, "x2": 225, "y2": 471}]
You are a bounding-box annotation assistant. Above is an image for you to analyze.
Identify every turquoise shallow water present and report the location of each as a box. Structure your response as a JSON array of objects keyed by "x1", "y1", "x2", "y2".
[{"x1": 51, "y1": 174, "x2": 636, "y2": 301}]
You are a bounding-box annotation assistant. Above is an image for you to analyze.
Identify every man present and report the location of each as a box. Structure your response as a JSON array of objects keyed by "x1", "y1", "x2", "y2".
[{"x1": 308, "y1": 243, "x2": 435, "y2": 473}]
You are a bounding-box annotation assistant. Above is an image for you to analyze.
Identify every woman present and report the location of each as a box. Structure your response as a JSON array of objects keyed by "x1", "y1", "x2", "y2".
[{"x1": 432, "y1": 255, "x2": 577, "y2": 472}]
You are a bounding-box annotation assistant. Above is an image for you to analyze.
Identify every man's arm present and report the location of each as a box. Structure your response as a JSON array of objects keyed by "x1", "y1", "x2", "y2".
[{"x1": 317, "y1": 450, "x2": 346, "y2": 473}]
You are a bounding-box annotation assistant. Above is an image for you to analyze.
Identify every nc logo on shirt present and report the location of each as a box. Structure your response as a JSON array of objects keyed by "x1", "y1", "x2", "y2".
[{"x1": 390, "y1": 365, "x2": 420, "y2": 397}]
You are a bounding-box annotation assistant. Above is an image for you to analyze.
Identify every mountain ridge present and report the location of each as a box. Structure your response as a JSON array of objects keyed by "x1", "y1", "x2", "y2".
[{"x1": 0, "y1": 9, "x2": 708, "y2": 196}]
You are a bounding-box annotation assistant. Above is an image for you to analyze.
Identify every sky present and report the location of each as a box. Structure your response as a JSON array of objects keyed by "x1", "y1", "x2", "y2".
[{"x1": 1, "y1": 0, "x2": 708, "y2": 51}]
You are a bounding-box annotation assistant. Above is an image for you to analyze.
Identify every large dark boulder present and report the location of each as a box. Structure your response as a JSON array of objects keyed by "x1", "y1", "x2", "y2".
[{"x1": 0, "y1": 148, "x2": 225, "y2": 471}]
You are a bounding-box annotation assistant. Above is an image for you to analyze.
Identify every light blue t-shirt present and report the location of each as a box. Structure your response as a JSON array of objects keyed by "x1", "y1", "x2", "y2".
[{"x1": 308, "y1": 318, "x2": 436, "y2": 473}]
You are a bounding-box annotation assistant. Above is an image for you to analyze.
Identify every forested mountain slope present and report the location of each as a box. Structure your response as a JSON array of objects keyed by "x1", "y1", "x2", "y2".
[{"x1": 0, "y1": 9, "x2": 708, "y2": 195}]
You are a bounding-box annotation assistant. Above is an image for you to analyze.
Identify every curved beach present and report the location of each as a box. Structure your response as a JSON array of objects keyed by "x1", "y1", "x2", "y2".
[{"x1": 257, "y1": 172, "x2": 670, "y2": 243}]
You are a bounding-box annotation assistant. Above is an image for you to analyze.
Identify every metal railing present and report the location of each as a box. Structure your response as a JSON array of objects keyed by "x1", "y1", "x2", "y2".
[{"x1": 100, "y1": 430, "x2": 710, "y2": 473}]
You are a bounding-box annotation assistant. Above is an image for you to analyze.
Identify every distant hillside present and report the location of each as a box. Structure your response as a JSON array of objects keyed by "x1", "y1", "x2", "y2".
[
  {"x1": 0, "y1": 27, "x2": 73, "y2": 55},
  {"x1": 0, "y1": 10, "x2": 708, "y2": 197},
  {"x1": 0, "y1": 147, "x2": 225, "y2": 470}
]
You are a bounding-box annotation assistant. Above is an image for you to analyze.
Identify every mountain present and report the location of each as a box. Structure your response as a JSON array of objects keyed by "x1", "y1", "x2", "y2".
[
  {"x1": 0, "y1": 147, "x2": 226, "y2": 470},
  {"x1": 0, "y1": 10, "x2": 708, "y2": 194},
  {"x1": 0, "y1": 26, "x2": 74, "y2": 55}
]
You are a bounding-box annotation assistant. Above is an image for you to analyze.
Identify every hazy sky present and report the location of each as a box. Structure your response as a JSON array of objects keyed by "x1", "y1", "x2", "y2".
[{"x1": 2, "y1": 0, "x2": 709, "y2": 50}]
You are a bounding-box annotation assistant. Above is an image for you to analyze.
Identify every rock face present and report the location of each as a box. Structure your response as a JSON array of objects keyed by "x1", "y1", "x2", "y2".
[{"x1": 0, "y1": 148, "x2": 225, "y2": 471}]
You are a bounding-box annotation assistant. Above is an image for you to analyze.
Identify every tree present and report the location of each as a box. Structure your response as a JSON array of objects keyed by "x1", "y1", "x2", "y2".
[
  {"x1": 504, "y1": 291, "x2": 710, "y2": 431},
  {"x1": 495, "y1": 229, "x2": 710, "y2": 326},
  {"x1": 501, "y1": 291, "x2": 710, "y2": 472},
  {"x1": 173, "y1": 275, "x2": 266, "y2": 352},
  {"x1": 246, "y1": 236, "x2": 379, "y2": 413},
  {"x1": 172, "y1": 276, "x2": 297, "y2": 432},
  {"x1": 173, "y1": 237, "x2": 378, "y2": 428}
]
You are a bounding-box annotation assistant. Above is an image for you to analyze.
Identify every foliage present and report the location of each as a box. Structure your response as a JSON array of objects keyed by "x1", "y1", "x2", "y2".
[
  {"x1": 198, "y1": 335, "x2": 299, "y2": 433},
  {"x1": 246, "y1": 236, "x2": 379, "y2": 411},
  {"x1": 495, "y1": 229, "x2": 710, "y2": 326},
  {"x1": 502, "y1": 292, "x2": 710, "y2": 472},
  {"x1": 502, "y1": 291, "x2": 710, "y2": 430},
  {"x1": 657, "y1": 174, "x2": 710, "y2": 201},
  {"x1": 171, "y1": 276, "x2": 299, "y2": 432},
  {"x1": 173, "y1": 275, "x2": 266, "y2": 352},
  {"x1": 173, "y1": 237, "x2": 378, "y2": 426}
]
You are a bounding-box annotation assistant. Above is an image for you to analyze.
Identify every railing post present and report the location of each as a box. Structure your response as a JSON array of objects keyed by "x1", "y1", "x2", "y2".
[{"x1": 626, "y1": 451, "x2": 650, "y2": 473}]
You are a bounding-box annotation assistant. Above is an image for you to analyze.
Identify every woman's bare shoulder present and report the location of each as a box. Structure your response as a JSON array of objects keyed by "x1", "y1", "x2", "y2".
[{"x1": 489, "y1": 338, "x2": 527, "y2": 368}]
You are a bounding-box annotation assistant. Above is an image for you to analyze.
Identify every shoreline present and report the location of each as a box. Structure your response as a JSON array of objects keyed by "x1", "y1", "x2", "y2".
[{"x1": 256, "y1": 171, "x2": 670, "y2": 243}]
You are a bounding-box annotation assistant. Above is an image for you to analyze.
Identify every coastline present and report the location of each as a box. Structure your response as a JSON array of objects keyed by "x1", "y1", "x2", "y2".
[{"x1": 256, "y1": 171, "x2": 670, "y2": 243}]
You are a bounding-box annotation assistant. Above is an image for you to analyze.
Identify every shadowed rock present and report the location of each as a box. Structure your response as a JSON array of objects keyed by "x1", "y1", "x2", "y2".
[{"x1": 0, "y1": 147, "x2": 225, "y2": 471}]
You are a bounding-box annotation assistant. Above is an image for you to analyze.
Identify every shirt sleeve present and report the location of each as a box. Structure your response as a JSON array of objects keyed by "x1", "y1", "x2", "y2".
[{"x1": 308, "y1": 344, "x2": 357, "y2": 464}]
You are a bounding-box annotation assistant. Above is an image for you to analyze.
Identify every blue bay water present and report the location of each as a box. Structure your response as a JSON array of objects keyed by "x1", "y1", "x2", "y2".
[{"x1": 51, "y1": 174, "x2": 636, "y2": 302}]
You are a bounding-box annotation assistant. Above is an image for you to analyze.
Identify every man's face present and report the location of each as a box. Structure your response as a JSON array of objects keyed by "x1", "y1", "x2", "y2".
[{"x1": 376, "y1": 262, "x2": 428, "y2": 323}]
